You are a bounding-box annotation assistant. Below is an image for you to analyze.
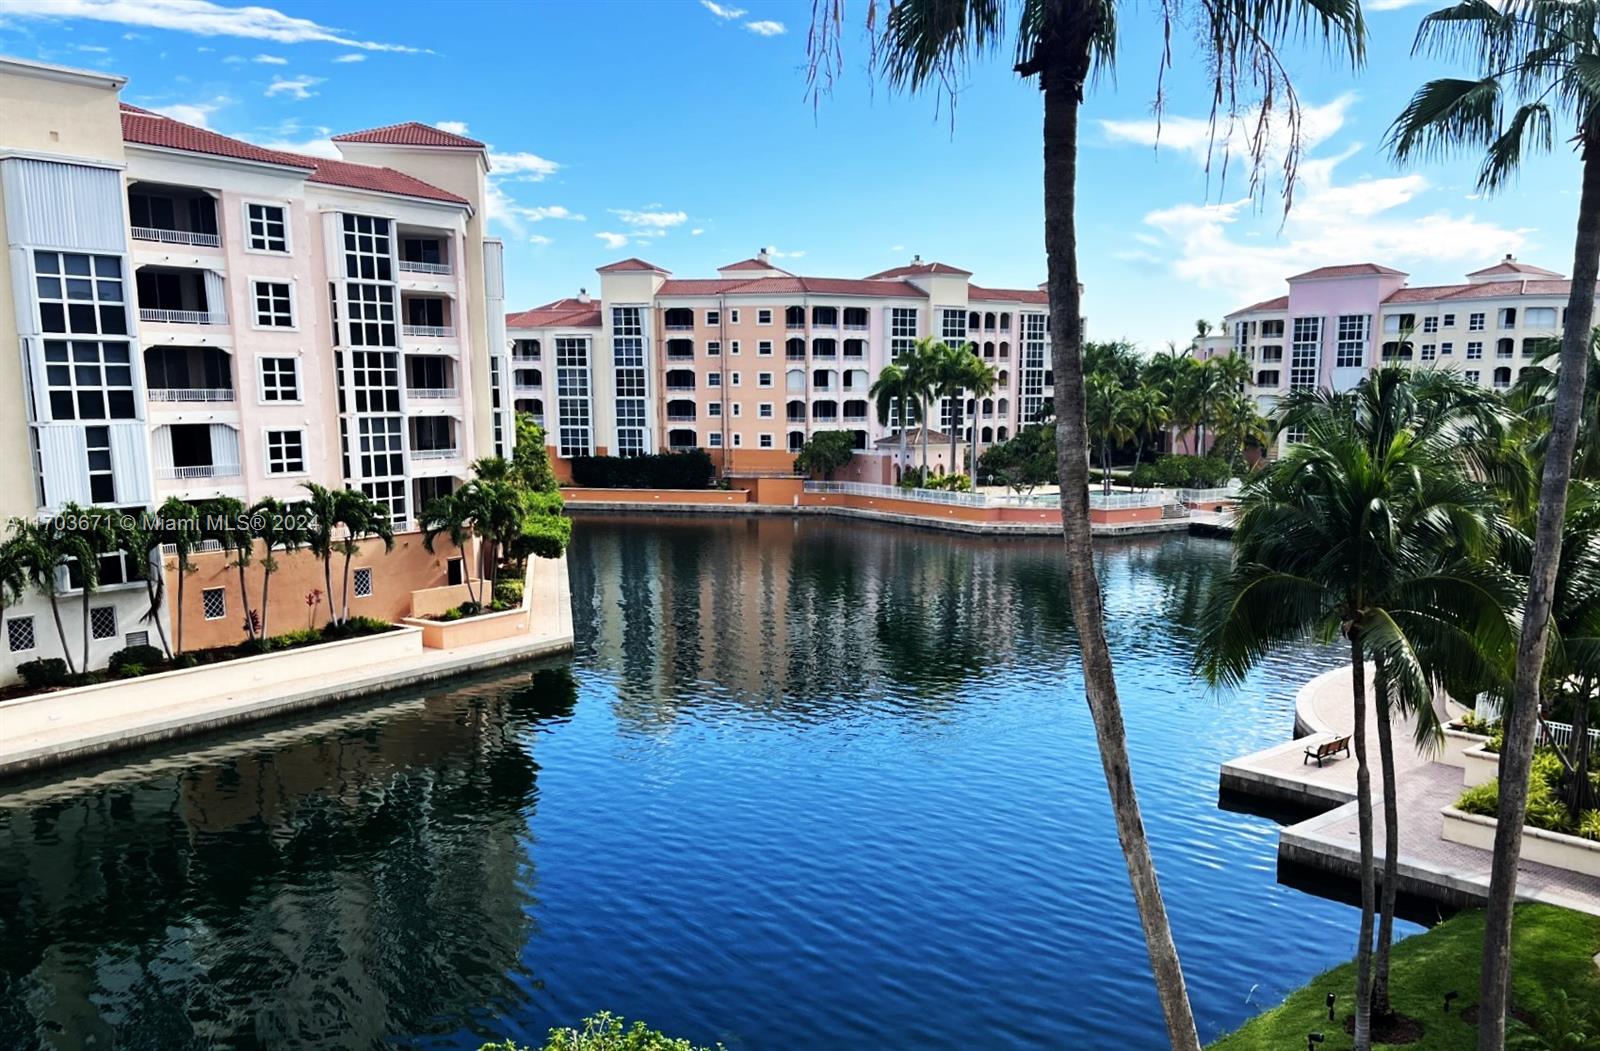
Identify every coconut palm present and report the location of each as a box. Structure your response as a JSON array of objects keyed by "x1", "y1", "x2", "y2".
[
  {"x1": 8, "y1": 518, "x2": 77, "y2": 675},
  {"x1": 902, "y1": 337, "x2": 945, "y2": 482},
  {"x1": 1085, "y1": 371, "x2": 1135, "y2": 494},
  {"x1": 251, "y1": 497, "x2": 303, "y2": 640},
  {"x1": 207, "y1": 497, "x2": 256, "y2": 641},
  {"x1": 1144, "y1": 346, "x2": 1199, "y2": 454},
  {"x1": 872, "y1": 362, "x2": 924, "y2": 480},
  {"x1": 806, "y1": 1, "x2": 1364, "y2": 1041},
  {"x1": 963, "y1": 353, "x2": 1000, "y2": 480},
  {"x1": 1511, "y1": 330, "x2": 1600, "y2": 480},
  {"x1": 1389, "y1": 5, "x2": 1600, "y2": 1037},
  {"x1": 157, "y1": 497, "x2": 202, "y2": 656},
  {"x1": 1126, "y1": 383, "x2": 1171, "y2": 468},
  {"x1": 1210, "y1": 390, "x2": 1269, "y2": 473},
  {"x1": 1197, "y1": 395, "x2": 1513, "y2": 1049}
]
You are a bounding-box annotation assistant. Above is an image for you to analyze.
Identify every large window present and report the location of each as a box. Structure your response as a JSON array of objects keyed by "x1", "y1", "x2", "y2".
[
  {"x1": 246, "y1": 203, "x2": 288, "y2": 252},
  {"x1": 42, "y1": 340, "x2": 136, "y2": 421},
  {"x1": 35, "y1": 252, "x2": 135, "y2": 422},
  {"x1": 253, "y1": 281, "x2": 294, "y2": 328},
  {"x1": 941, "y1": 308, "x2": 967, "y2": 350},
  {"x1": 612, "y1": 306, "x2": 649, "y2": 457},
  {"x1": 890, "y1": 307, "x2": 917, "y2": 360},
  {"x1": 35, "y1": 251, "x2": 127, "y2": 337},
  {"x1": 260, "y1": 357, "x2": 300, "y2": 402},
  {"x1": 556, "y1": 336, "x2": 592, "y2": 458},
  {"x1": 1335, "y1": 314, "x2": 1368, "y2": 369},
  {"x1": 84, "y1": 425, "x2": 114, "y2": 502},
  {"x1": 1290, "y1": 316, "x2": 1322, "y2": 390},
  {"x1": 265, "y1": 429, "x2": 305, "y2": 474}
]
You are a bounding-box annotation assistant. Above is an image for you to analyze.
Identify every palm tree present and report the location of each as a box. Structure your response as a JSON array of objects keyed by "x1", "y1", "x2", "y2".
[
  {"x1": 1195, "y1": 406, "x2": 1512, "y2": 1050},
  {"x1": 336, "y1": 491, "x2": 394, "y2": 623},
  {"x1": 58, "y1": 503, "x2": 113, "y2": 673},
  {"x1": 902, "y1": 337, "x2": 945, "y2": 482},
  {"x1": 157, "y1": 497, "x2": 202, "y2": 656},
  {"x1": 9, "y1": 518, "x2": 76, "y2": 675},
  {"x1": 1084, "y1": 372, "x2": 1134, "y2": 494},
  {"x1": 0, "y1": 525, "x2": 27, "y2": 647},
  {"x1": 871, "y1": 363, "x2": 917, "y2": 480},
  {"x1": 251, "y1": 497, "x2": 302, "y2": 640},
  {"x1": 1188, "y1": 360, "x2": 1229, "y2": 454},
  {"x1": 1511, "y1": 330, "x2": 1600, "y2": 480},
  {"x1": 1125, "y1": 383, "x2": 1171, "y2": 468},
  {"x1": 1388, "y1": 6, "x2": 1600, "y2": 1037},
  {"x1": 117, "y1": 512, "x2": 171, "y2": 659},
  {"x1": 963, "y1": 353, "x2": 1000, "y2": 479},
  {"x1": 1144, "y1": 346, "x2": 1198, "y2": 454},
  {"x1": 806, "y1": 2, "x2": 1364, "y2": 1042},
  {"x1": 207, "y1": 497, "x2": 256, "y2": 641},
  {"x1": 933, "y1": 341, "x2": 979, "y2": 478},
  {"x1": 1210, "y1": 390, "x2": 1269, "y2": 473},
  {"x1": 300, "y1": 483, "x2": 342, "y2": 627},
  {"x1": 421, "y1": 488, "x2": 483, "y2": 608}
]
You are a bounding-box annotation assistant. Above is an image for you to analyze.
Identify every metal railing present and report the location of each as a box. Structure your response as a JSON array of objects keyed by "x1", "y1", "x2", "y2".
[
  {"x1": 406, "y1": 387, "x2": 459, "y2": 400},
  {"x1": 804, "y1": 480, "x2": 991, "y2": 508},
  {"x1": 148, "y1": 387, "x2": 234, "y2": 403},
  {"x1": 511, "y1": 352, "x2": 541, "y2": 363},
  {"x1": 664, "y1": 323, "x2": 695, "y2": 332},
  {"x1": 1173, "y1": 485, "x2": 1240, "y2": 505},
  {"x1": 664, "y1": 383, "x2": 697, "y2": 392},
  {"x1": 843, "y1": 323, "x2": 869, "y2": 331},
  {"x1": 398, "y1": 259, "x2": 452, "y2": 275},
  {"x1": 156, "y1": 463, "x2": 240, "y2": 480},
  {"x1": 665, "y1": 413, "x2": 697, "y2": 423},
  {"x1": 132, "y1": 227, "x2": 221, "y2": 247},
  {"x1": 1544, "y1": 720, "x2": 1600, "y2": 749},
  {"x1": 512, "y1": 383, "x2": 542, "y2": 395},
  {"x1": 1087, "y1": 490, "x2": 1167, "y2": 511},
  {"x1": 410, "y1": 447, "x2": 460, "y2": 461},
  {"x1": 140, "y1": 308, "x2": 221, "y2": 325},
  {"x1": 403, "y1": 324, "x2": 455, "y2": 338}
]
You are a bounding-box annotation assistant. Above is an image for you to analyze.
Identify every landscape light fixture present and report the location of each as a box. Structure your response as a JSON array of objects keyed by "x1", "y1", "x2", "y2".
[
  {"x1": 1325, "y1": 992, "x2": 1335, "y2": 1021},
  {"x1": 1307, "y1": 1033, "x2": 1325, "y2": 1050},
  {"x1": 1444, "y1": 990, "x2": 1460, "y2": 1013}
]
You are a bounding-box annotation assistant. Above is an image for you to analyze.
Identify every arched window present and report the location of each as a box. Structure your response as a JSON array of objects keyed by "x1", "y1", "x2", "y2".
[
  {"x1": 983, "y1": 341, "x2": 995, "y2": 358},
  {"x1": 786, "y1": 337, "x2": 806, "y2": 359},
  {"x1": 997, "y1": 426, "x2": 1009, "y2": 441},
  {"x1": 786, "y1": 369, "x2": 806, "y2": 392},
  {"x1": 997, "y1": 370, "x2": 1010, "y2": 389},
  {"x1": 982, "y1": 398, "x2": 994, "y2": 415},
  {"x1": 997, "y1": 397, "x2": 1010, "y2": 417},
  {"x1": 999, "y1": 313, "x2": 1012, "y2": 330},
  {"x1": 787, "y1": 399, "x2": 807, "y2": 422},
  {"x1": 1493, "y1": 366, "x2": 1512, "y2": 389},
  {"x1": 999, "y1": 341, "x2": 1010, "y2": 359},
  {"x1": 788, "y1": 430, "x2": 806, "y2": 451},
  {"x1": 666, "y1": 399, "x2": 696, "y2": 421},
  {"x1": 981, "y1": 426, "x2": 994, "y2": 443},
  {"x1": 785, "y1": 305, "x2": 806, "y2": 328}
]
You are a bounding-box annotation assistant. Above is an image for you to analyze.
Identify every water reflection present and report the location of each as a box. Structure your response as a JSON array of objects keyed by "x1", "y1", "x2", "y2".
[{"x1": 0, "y1": 667, "x2": 577, "y2": 1050}]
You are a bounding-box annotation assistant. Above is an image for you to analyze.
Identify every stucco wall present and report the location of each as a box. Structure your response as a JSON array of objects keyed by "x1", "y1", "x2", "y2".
[{"x1": 561, "y1": 487, "x2": 750, "y2": 505}]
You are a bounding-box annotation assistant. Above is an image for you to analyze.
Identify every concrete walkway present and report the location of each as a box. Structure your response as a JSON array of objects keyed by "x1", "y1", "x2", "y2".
[{"x1": 1223, "y1": 665, "x2": 1600, "y2": 916}]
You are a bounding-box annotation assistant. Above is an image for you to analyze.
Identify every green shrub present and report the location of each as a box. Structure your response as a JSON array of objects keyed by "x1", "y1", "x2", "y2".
[
  {"x1": 1457, "y1": 751, "x2": 1580, "y2": 834},
  {"x1": 1580, "y1": 810, "x2": 1600, "y2": 842},
  {"x1": 108, "y1": 644, "x2": 165, "y2": 676},
  {"x1": 1147, "y1": 454, "x2": 1233, "y2": 489},
  {"x1": 1128, "y1": 462, "x2": 1160, "y2": 490},
  {"x1": 494, "y1": 578, "x2": 525, "y2": 607},
  {"x1": 440, "y1": 608, "x2": 463, "y2": 622},
  {"x1": 18, "y1": 658, "x2": 70, "y2": 689},
  {"x1": 569, "y1": 450, "x2": 715, "y2": 489},
  {"x1": 481, "y1": 1011, "x2": 724, "y2": 1051},
  {"x1": 114, "y1": 662, "x2": 146, "y2": 679},
  {"x1": 268, "y1": 628, "x2": 322, "y2": 650},
  {"x1": 321, "y1": 616, "x2": 391, "y2": 640}
]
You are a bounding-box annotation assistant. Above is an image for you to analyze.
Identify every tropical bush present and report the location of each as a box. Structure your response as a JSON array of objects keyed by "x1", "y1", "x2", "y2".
[
  {"x1": 569, "y1": 451, "x2": 715, "y2": 489},
  {"x1": 1457, "y1": 751, "x2": 1587, "y2": 835},
  {"x1": 17, "y1": 658, "x2": 70, "y2": 689},
  {"x1": 481, "y1": 1011, "x2": 724, "y2": 1051},
  {"x1": 494, "y1": 578, "x2": 525, "y2": 607},
  {"x1": 108, "y1": 644, "x2": 165, "y2": 677},
  {"x1": 1580, "y1": 810, "x2": 1600, "y2": 843},
  {"x1": 793, "y1": 430, "x2": 857, "y2": 479},
  {"x1": 1145, "y1": 455, "x2": 1233, "y2": 490}
]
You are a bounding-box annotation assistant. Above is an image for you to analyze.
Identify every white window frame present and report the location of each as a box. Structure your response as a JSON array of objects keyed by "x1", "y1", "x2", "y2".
[
  {"x1": 758, "y1": 402, "x2": 773, "y2": 418},
  {"x1": 257, "y1": 354, "x2": 303, "y2": 404},
  {"x1": 731, "y1": 372, "x2": 741, "y2": 387},
  {"x1": 706, "y1": 340, "x2": 721, "y2": 357},
  {"x1": 707, "y1": 372, "x2": 721, "y2": 387},
  {"x1": 89, "y1": 605, "x2": 117, "y2": 641},
  {"x1": 732, "y1": 432, "x2": 743, "y2": 446},
  {"x1": 706, "y1": 309, "x2": 720, "y2": 326},
  {"x1": 1469, "y1": 312, "x2": 1486, "y2": 332},
  {"x1": 202, "y1": 586, "x2": 227, "y2": 621},
  {"x1": 353, "y1": 566, "x2": 373, "y2": 598},
  {"x1": 730, "y1": 340, "x2": 741, "y2": 356},
  {"x1": 757, "y1": 309, "x2": 773, "y2": 325},
  {"x1": 759, "y1": 433, "x2": 774, "y2": 448},
  {"x1": 1442, "y1": 313, "x2": 1456, "y2": 328},
  {"x1": 758, "y1": 372, "x2": 773, "y2": 388},
  {"x1": 250, "y1": 277, "x2": 297, "y2": 331},
  {"x1": 758, "y1": 340, "x2": 773, "y2": 356},
  {"x1": 1467, "y1": 341, "x2": 1483, "y2": 360},
  {"x1": 729, "y1": 309, "x2": 740, "y2": 324},
  {"x1": 707, "y1": 401, "x2": 722, "y2": 417},
  {"x1": 263, "y1": 427, "x2": 308, "y2": 476},
  {"x1": 709, "y1": 432, "x2": 723, "y2": 447},
  {"x1": 6, "y1": 614, "x2": 36, "y2": 652},
  {"x1": 242, "y1": 200, "x2": 291, "y2": 254}
]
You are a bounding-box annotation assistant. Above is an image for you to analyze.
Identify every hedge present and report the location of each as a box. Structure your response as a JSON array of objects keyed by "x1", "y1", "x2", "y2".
[{"x1": 569, "y1": 451, "x2": 716, "y2": 489}]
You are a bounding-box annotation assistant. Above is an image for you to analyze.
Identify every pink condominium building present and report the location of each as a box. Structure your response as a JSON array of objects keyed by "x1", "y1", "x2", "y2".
[
  {"x1": 1223, "y1": 256, "x2": 1576, "y2": 447},
  {"x1": 506, "y1": 251, "x2": 1055, "y2": 478}
]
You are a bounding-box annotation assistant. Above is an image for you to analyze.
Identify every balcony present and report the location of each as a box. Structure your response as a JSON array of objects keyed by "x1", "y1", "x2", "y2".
[
  {"x1": 141, "y1": 308, "x2": 223, "y2": 326},
  {"x1": 406, "y1": 386, "x2": 459, "y2": 400},
  {"x1": 411, "y1": 447, "x2": 460, "y2": 462},
  {"x1": 157, "y1": 463, "x2": 240, "y2": 480},
  {"x1": 403, "y1": 324, "x2": 456, "y2": 339},
  {"x1": 842, "y1": 309, "x2": 869, "y2": 331},
  {"x1": 399, "y1": 259, "x2": 452, "y2": 276},
  {"x1": 663, "y1": 308, "x2": 695, "y2": 331},
  {"x1": 666, "y1": 339, "x2": 695, "y2": 360},
  {"x1": 132, "y1": 227, "x2": 221, "y2": 248},
  {"x1": 149, "y1": 387, "x2": 234, "y2": 403}
]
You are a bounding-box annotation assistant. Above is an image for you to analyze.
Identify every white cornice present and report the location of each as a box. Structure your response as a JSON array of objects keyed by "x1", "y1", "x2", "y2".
[{"x1": 0, "y1": 55, "x2": 125, "y2": 89}]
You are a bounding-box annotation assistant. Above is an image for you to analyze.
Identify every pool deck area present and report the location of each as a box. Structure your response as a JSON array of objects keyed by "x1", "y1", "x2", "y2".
[{"x1": 1222, "y1": 665, "x2": 1600, "y2": 916}]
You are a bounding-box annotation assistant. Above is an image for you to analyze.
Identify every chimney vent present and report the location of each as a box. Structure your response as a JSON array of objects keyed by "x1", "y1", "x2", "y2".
[
  {"x1": 758, "y1": 247, "x2": 770, "y2": 263},
  {"x1": 577, "y1": 287, "x2": 590, "y2": 304}
]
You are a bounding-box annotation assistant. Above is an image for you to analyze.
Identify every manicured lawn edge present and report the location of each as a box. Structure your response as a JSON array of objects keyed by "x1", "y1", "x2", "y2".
[{"x1": 1207, "y1": 904, "x2": 1600, "y2": 1049}]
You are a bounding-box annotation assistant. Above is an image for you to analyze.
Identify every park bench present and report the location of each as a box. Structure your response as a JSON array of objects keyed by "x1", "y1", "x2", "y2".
[{"x1": 1303, "y1": 735, "x2": 1352, "y2": 767}]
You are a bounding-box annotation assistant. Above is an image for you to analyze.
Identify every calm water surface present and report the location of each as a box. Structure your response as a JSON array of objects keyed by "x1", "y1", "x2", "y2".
[{"x1": 0, "y1": 516, "x2": 1417, "y2": 1049}]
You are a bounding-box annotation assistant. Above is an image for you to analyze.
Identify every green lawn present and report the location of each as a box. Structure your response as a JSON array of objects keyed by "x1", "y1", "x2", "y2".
[{"x1": 1209, "y1": 904, "x2": 1600, "y2": 1049}]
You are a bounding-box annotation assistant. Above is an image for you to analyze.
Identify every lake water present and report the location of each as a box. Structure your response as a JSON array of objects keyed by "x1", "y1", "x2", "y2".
[{"x1": 0, "y1": 515, "x2": 1415, "y2": 1049}]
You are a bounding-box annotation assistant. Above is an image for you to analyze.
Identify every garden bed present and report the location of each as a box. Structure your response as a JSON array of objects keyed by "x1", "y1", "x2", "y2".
[{"x1": 1441, "y1": 807, "x2": 1600, "y2": 877}]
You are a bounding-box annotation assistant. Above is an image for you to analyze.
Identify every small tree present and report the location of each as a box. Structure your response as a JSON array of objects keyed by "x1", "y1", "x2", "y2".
[
  {"x1": 207, "y1": 497, "x2": 256, "y2": 641},
  {"x1": 300, "y1": 483, "x2": 342, "y2": 628},
  {"x1": 250, "y1": 497, "x2": 303, "y2": 640},
  {"x1": 512, "y1": 415, "x2": 560, "y2": 493},
  {"x1": 117, "y1": 511, "x2": 171, "y2": 659},
  {"x1": 157, "y1": 497, "x2": 202, "y2": 656},
  {"x1": 336, "y1": 491, "x2": 394, "y2": 624},
  {"x1": 9, "y1": 518, "x2": 77, "y2": 675},
  {"x1": 58, "y1": 503, "x2": 114, "y2": 672},
  {"x1": 421, "y1": 488, "x2": 482, "y2": 608},
  {"x1": 794, "y1": 430, "x2": 857, "y2": 479}
]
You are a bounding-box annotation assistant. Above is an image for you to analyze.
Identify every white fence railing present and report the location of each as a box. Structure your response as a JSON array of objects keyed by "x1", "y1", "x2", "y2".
[
  {"x1": 403, "y1": 325, "x2": 455, "y2": 339},
  {"x1": 804, "y1": 481, "x2": 992, "y2": 508},
  {"x1": 1468, "y1": 696, "x2": 1600, "y2": 749},
  {"x1": 148, "y1": 387, "x2": 234, "y2": 403},
  {"x1": 1088, "y1": 490, "x2": 1166, "y2": 511},
  {"x1": 406, "y1": 387, "x2": 459, "y2": 400},
  {"x1": 1174, "y1": 486, "x2": 1240, "y2": 505},
  {"x1": 410, "y1": 447, "x2": 459, "y2": 461},
  {"x1": 141, "y1": 308, "x2": 221, "y2": 325},
  {"x1": 156, "y1": 464, "x2": 240, "y2": 480},
  {"x1": 398, "y1": 259, "x2": 452, "y2": 275},
  {"x1": 132, "y1": 227, "x2": 221, "y2": 247}
]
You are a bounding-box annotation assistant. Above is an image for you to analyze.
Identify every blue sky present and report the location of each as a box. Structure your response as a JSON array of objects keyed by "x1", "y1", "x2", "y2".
[{"x1": 0, "y1": 0, "x2": 1579, "y2": 350}]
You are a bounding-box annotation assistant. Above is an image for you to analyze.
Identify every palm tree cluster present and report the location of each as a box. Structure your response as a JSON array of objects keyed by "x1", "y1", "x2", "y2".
[{"x1": 869, "y1": 336, "x2": 997, "y2": 485}]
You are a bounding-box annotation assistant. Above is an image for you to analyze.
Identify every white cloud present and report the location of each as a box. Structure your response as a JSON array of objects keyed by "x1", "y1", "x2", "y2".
[
  {"x1": 2, "y1": 0, "x2": 427, "y2": 52},
  {"x1": 1135, "y1": 147, "x2": 1528, "y2": 309},
  {"x1": 700, "y1": 0, "x2": 746, "y2": 18},
  {"x1": 528, "y1": 233, "x2": 553, "y2": 246},
  {"x1": 767, "y1": 246, "x2": 805, "y2": 259},
  {"x1": 222, "y1": 54, "x2": 244, "y2": 63},
  {"x1": 76, "y1": 44, "x2": 110, "y2": 52},
  {"x1": 744, "y1": 19, "x2": 786, "y2": 36},
  {"x1": 253, "y1": 53, "x2": 286, "y2": 64},
  {"x1": 150, "y1": 95, "x2": 228, "y2": 128},
  {"x1": 490, "y1": 151, "x2": 559, "y2": 182},
  {"x1": 333, "y1": 53, "x2": 365, "y2": 62},
  {"x1": 265, "y1": 75, "x2": 321, "y2": 100},
  {"x1": 434, "y1": 120, "x2": 469, "y2": 135},
  {"x1": 691, "y1": 228, "x2": 705, "y2": 236},
  {"x1": 611, "y1": 208, "x2": 688, "y2": 230},
  {"x1": 253, "y1": 132, "x2": 338, "y2": 158},
  {"x1": 1099, "y1": 94, "x2": 1355, "y2": 180},
  {"x1": 596, "y1": 232, "x2": 630, "y2": 250}
]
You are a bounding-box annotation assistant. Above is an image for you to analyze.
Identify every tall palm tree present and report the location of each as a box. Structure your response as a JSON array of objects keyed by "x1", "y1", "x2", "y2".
[
  {"x1": 336, "y1": 491, "x2": 395, "y2": 624},
  {"x1": 807, "y1": 2, "x2": 1364, "y2": 1043},
  {"x1": 1195, "y1": 406, "x2": 1512, "y2": 1050},
  {"x1": 301, "y1": 483, "x2": 342, "y2": 628},
  {"x1": 1210, "y1": 390, "x2": 1269, "y2": 473},
  {"x1": 933, "y1": 341, "x2": 979, "y2": 478},
  {"x1": 207, "y1": 497, "x2": 256, "y2": 641},
  {"x1": 117, "y1": 512, "x2": 171, "y2": 659},
  {"x1": 1511, "y1": 329, "x2": 1600, "y2": 480},
  {"x1": 1085, "y1": 372, "x2": 1135, "y2": 494},
  {"x1": 1126, "y1": 383, "x2": 1171, "y2": 469},
  {"x1": 1389, "y1": 6, "x2": 1600, "y2": 1038},
  {"x1": 157, "y1": 497, "x2": 202, "y2": 656},
  {"x1": 903, "y1": 337, "x2": 945, "y2": 482},
  {"x1": 962, "y1": 353, "x2": 1000, "y2": 480},
  {"x1": 58, "y1": 503, "x2": 113, "y2": 673},
  {"x1": 0, "y1": 525, "x2": 28, "y2": 648},
  {"x1": 251, "y1": 497, "x2": 302, "y2": 640},
  {"x1": 1144, "y1": 346, "x2": 1198, "y2": 454},
  {"x1": 870, "y1": 363, "x2": 918, "y2": 479},
  {"x1": 421, "y1": 488, "x2": 483, "y2": 608},
  {"x1": 9, "y1": 517, "x2": 76, "y2": 675}
]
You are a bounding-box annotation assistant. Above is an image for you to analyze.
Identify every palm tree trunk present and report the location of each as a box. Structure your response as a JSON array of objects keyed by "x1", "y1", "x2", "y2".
[
  {"x1": 175, "y1": 565, "x2": 185, "y2": 656},
  {"x1": 342, "y1": 546, "x2": 355, "y2": 623},
  {"x1": 1042, "y1": 50, "x2": 1200, "y2": 1051},
  {"x1": 1567, "y1": 687, "x2": 1593, "y2": 819},
  {"x1": 49, "y1": 592, "x2": 76, "y2": 676},
  {"x1": 259, "y1": 557, "x2": 272, "y2": 640},
  {"x1": 1350, "y1": 641, "x2": 1376, "y2": 1051},
  {"x1": 920, "y1": 404, "x2": 931, "y2": 480},
  {"x1": 949, "y1": 399, "x2": 959, "y2": 478},
  {"x1": 898, "y1": 419, "x2": 908, "y2": 482},
  {"x1": 1373, "y1": 676, "x2": 1400, "y2": 1020},
  {"x1": 236, "y1": 558, "x2": 254, "y2": 641},
  {"x1": 146, "y1": 575, "x2": 171, "y2": 658},
  {"x1": 80, "y1": 585, "x2": 90, "y2": 672},
  {"x1": 1479, "y1": 135, "x2": 1600, "y2": 1051},
  {"x1": 323, "y1": 552, "x2": 335, "y2": 628}
]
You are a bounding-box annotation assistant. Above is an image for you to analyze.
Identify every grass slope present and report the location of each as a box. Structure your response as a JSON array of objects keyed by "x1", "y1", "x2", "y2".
[{"x1": 1209, "y1": 904, "x2": 1600, "y2": 1050}]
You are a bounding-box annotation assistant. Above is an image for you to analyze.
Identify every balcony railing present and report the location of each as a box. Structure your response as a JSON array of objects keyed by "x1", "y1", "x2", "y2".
[
  {"x1": 511, "y1": 352, "x2": 540, "y2": 363},
  {"x1": 666, "y1": 350, "x2": 695, "y2": 360},
  {"x1": 665, "y1": 383, "x2": 696, "y2": 392},
  {"x1": 398, "y1": 259, "x2": 452, "y2": 275},
  {"x1": 157, "y1": 463, "x2": 241, "y2": 480},
  {"x1": 141, "y1": 308, "x2": 222, "y2": 325},
  {"x1": 411, "y1": 447, "x2": 460, "y2": 461},
  {"x1": 664, "y1": 322, "x2": 695, "y2": 332},
  {"x1": 666, "y1": 412, "x2": 697, "y2": 422},
  {"x1": 843, "y1": 323, "x2": 869, "y2": 332},
  {"x1": 843, "y1": 412, "x2": 868, "y2": 422},
  {"x1": 406, "y1": 387, "x2": 459, "y2": 400},
  {"x1": 132, "y1": 227, "x2": 221, "y2": 248},
  {"x1": 403, "y1": 324, "x2": 455, "y2": 338},
  {"x1": 148, "y1": 387, "x2": 234, "y2": 403}
]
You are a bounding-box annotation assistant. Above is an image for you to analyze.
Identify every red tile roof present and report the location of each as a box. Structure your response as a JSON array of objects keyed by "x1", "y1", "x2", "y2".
[
  {"x1": 506, "y1": 297, "x2": 602, "y2": 329},
  {"x1": 1467, "y1": 257, "x2": 1562, "y2": 279},
  {"x1": 720, "y1": 257, "x2": 794, "y2": 274},
  {"x1": 332, "y1": 121, "x2": 485, "y2": 149},
  {"x1": 968, "y1": 284, "x2": 1048, "y2": 305},
  {"x1": 1382, "y1": 280, "x2": 1583, "y2": 303},
  {"x1": 120, "y1": 106, "x2": 468, "y2": 205},
  {"x1": 1287, "y1": 263, "x2": 1407, "y2": 281},
  {"x1": 865, "y1": 261, "x2": 972, "y2": 279},
  {"x1": 597, "y1": 257, "x2": 670, "y2": 274},
  {"x1": 1231, "y1": 295, "x2": 1288, "y2": 314},
  {"x1": 654, "y1": 275, "x2": 926, "y2": 298}
]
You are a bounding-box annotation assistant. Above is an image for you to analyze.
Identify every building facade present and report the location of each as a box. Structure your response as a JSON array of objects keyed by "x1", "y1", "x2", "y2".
[
  {"x1": 1224, "y1": 257, "x2": 1576, "y2": 435},
  {"x1": 506, "y1": 251, "x2": 1055, "y2": 478},
  {"x1": 0, "y1": 56, "x2": 501, "y2": 680}
]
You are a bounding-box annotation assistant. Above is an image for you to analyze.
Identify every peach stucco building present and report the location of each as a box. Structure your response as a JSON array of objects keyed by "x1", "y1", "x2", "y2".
[{"x1": 506, "y1": 251, "x2": 1056, "y2": 479}]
